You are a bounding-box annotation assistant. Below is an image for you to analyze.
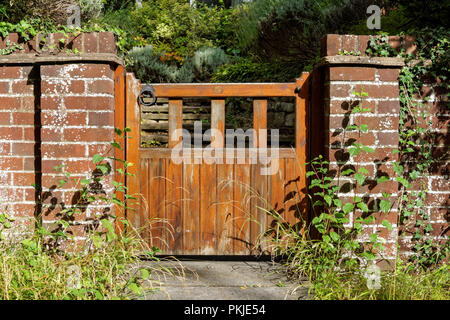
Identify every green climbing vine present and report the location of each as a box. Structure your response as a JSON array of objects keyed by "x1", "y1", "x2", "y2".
[{"x1": 366, "y1": 28, "x2": 449, "y2": 268}]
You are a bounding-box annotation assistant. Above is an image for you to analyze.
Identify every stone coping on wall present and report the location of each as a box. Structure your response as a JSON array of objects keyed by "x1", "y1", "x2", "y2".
[
  {"x1": 318, "y1": 55, "x2": 405, "y2": 68},
  {"x1": 321, "y1": 34, "x2": 417, "y2": 57},
  {"x1": 0, "y1": 52, "x2": 124, "y2": 66}
]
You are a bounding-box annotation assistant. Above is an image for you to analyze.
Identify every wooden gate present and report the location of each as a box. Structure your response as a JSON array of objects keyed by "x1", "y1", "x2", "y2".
[{"x1": 117, "y1": 71, "x2": 311, "y2": 256}]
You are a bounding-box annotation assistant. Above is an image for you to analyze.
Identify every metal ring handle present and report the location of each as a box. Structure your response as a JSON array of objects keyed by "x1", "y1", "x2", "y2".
[{"x1": 138, "y1": 84, "x2": 157, "y2": 107}]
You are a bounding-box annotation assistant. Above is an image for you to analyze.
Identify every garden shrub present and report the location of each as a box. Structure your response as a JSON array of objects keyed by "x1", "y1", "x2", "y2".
[
  {"x1": 189, "y1": 47, "x2": 229, "y2": 82},
  {"x1": 128, "y1": 45, "x2": 228, "y2": 83},
  {"x1": 125, "y1": 0, "x2": 235, "y2": 59},
  {"x1": 212, "y1": 58, "x2": 305, "y2": 83},
  {"x1": 128, "y1": 46, "x2": 179, "y2": 83}
]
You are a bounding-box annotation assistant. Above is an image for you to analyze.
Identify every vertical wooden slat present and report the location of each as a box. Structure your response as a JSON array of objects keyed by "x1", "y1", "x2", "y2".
[
  {"x1": 183, "y1": 162, "x2": 200, "y2": 254},
  {"x1": 139, "y1": 158, "x2": 149, "y2": 240},
  {"x1": 253, "y1": 99, "x2": 267, "y2": 148},
  {"x1": 252, "y1": 100, "x2": 268, "y2": 253},
  {"x1": 216, "y1": 163, "x2": 234, "y2": 255},
  {"x1": 200, "y1": 163, "x2": 217, "y2": 254},
  {"x1": 249, "y1": 164, "x2": 259, "y2": 254},
  {"x1": 125, "y1": 73, "x2": 141, "y2": 228},
  {"x1": 284, "y1": 158, "x2": 298, "y2": 228},
  {"x1": 211, "y1": 100, "x2": 225, "y2": 149},
  {"x1": 233, "y1": 164, "x2": 251, "y2": 255},
  {"x1": 164, "y1": 99, "x2": 184, "y2": 254},
  {"x1": 148, "y1": 159, "x2": 166, "y2": 251},
  {"x1": 166, "y1": 158, "x2": 183, "y2": 254},
  {"x1": 270, "y1": 158, "x2": 285, "y2": 238},
  {"x1": 114, "y1": 65, "x2": 126, "y2": 233},
  {"x1": 168, "y1": 99, "x2": 183, "y2": 149}
]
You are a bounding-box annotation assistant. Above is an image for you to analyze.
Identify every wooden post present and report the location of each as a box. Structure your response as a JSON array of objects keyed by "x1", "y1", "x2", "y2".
[
  {"x1": 168, "y1": 99, "x2": 183, "y2": 149},
  {"x1": 125, "y1": 73, "x2": 141, "y2": 228},
  {"x1": 295, "y1": 73, "x2": 310, "y2": 210},
  {"x1": 211, "y1": 99, "x2": 225, "y2": 149},
  {"x1": 253, "y1": 99, "x2": 268, "y2": 148},
  {"x1": 114, "y1": 65, "x2": 126, "y2": 233}
]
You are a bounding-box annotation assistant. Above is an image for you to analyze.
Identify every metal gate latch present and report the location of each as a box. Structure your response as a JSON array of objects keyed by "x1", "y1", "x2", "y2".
[{"x1": 138, "y1": 84, "x2": 158, "y2": 106}]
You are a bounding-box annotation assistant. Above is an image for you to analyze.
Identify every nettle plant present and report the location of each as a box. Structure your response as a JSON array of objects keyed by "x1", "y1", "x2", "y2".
[{"x1": 307, "y1": 89, "x2": 394, "y2": 274}]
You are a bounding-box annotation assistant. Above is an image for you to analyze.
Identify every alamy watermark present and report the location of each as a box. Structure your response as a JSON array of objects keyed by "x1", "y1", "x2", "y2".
[
  {"x1": 66, "y1": 5, "x2": 81, "y2": 28},
  {"x1": 367, "y1": 5, "x2": 381, "y2": 30},
  {"x1": 364, "y1": 264, "x2": 381, "y2": 290}
]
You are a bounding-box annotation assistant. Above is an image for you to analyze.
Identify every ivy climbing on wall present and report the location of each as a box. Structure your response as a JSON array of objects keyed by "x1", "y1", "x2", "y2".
[{"x1": 366, "y1": 28, "x2": 449, "y2": 268}]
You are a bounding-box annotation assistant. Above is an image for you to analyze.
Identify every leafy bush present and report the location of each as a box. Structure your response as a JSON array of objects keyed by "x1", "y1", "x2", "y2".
[
  {"x1": 212, "y1": 58, "x2": 305, "y2": 82},
  {"x1": 189, "y1": 47, "x2": 229, "y2": 82},
  {"x1": 127, "y1": 46, "x2": 179, "y2": 83},
  {"x1": 128, "y1": 45, "x2": 228, "y2": 83},
  {"x1": 122, "y1": 0, "x2": 236, "y2": 59}
]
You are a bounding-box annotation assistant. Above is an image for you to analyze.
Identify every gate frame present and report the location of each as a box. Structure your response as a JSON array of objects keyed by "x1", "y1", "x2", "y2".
[{"x1": 116, "y1": 73, "x2": 312, "y2": 254}]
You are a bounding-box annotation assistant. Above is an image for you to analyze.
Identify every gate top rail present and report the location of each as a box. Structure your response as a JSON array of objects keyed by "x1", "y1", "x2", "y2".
[{"x1": 148, "y1": 83, "x2": 298, "y2": 98}]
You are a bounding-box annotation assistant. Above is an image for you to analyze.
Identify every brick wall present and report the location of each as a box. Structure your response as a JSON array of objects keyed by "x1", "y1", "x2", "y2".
[
  {"x1": 0, "y1": 32, "x2": 121, "y2": 243},
  {"x1": 317, "y1": 34, "x2": 448, "y2": 264}
]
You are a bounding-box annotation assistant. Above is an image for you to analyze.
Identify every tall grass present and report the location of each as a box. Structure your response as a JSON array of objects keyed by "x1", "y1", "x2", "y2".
[
  {"x1": 250, "y1": 195, "x2": 450, "y2": 300},
  {"x1": 231, "y1": 175, "x2": 449, "y2": 300},
  {"x1": 0, "y1": 216, "x2": 180, "y2": 300}
]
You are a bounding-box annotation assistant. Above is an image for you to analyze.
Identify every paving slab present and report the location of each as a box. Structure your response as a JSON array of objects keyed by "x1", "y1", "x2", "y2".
[{"x1": 138, "y1": 260, "x2": 312, "y2": 300}]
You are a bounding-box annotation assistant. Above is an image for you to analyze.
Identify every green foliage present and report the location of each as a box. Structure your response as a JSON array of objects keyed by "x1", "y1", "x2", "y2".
[
  {"x1": 98, "y1": 0, "x2": 236, "y2": 60},
  {"x1": 212, "y1": 58, "x2": 305, "y2": 82},
  {"x1": 128, "y1": 45, "x2": 228, "y2": 83},
  {"x1": 388, "y1": 0, "x2": 450, "y2": 30},
  {"x1": 258, "y1": 90, "x2": 398, "y2": 297},
  {"x1": 0, "y1": 17, "x2": 129, "y2": 56},
  {"x1": 0, "y1": 127, "x2": 174, "y2": 300},
  {"x1": 189, "y1": 47, "x2": 229, "y2": 82},
  {"x1": 234, "y1": 0, "x2": 381, "y2": 62},
  {"x1": 310, "y1": 259, "x2": 450, "y2": 300}
]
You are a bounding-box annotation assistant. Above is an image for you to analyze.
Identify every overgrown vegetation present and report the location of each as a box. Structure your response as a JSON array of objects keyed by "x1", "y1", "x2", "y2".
[
  {"x1": 0, "y1": 128, "x2": 178, "y2": 299},
  {"x1": 255, "y1": 89, "x2": 449, "y2": 300},
  {"x1": 365, "y1": 28, "x2": 449, "y2": 268}
]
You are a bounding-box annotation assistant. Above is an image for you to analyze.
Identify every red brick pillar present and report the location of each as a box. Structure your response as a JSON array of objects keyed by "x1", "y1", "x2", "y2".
[
  {"x1": 0, "y1": 32, "x2": 122, "y2": 243},
  {"x1": 317, "y1": 35, "x2": 405, "y2": 265}
]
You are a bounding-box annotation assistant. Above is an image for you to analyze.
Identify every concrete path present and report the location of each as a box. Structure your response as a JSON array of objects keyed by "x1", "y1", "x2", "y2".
[{"x1": 139, "y1": 260, "x2": 312, "y2": 300}]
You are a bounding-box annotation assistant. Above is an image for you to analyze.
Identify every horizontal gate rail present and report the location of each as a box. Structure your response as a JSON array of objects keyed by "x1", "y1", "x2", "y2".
[{"x1": 151, "y1": 83, "x2": 298, "y2": 98}]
